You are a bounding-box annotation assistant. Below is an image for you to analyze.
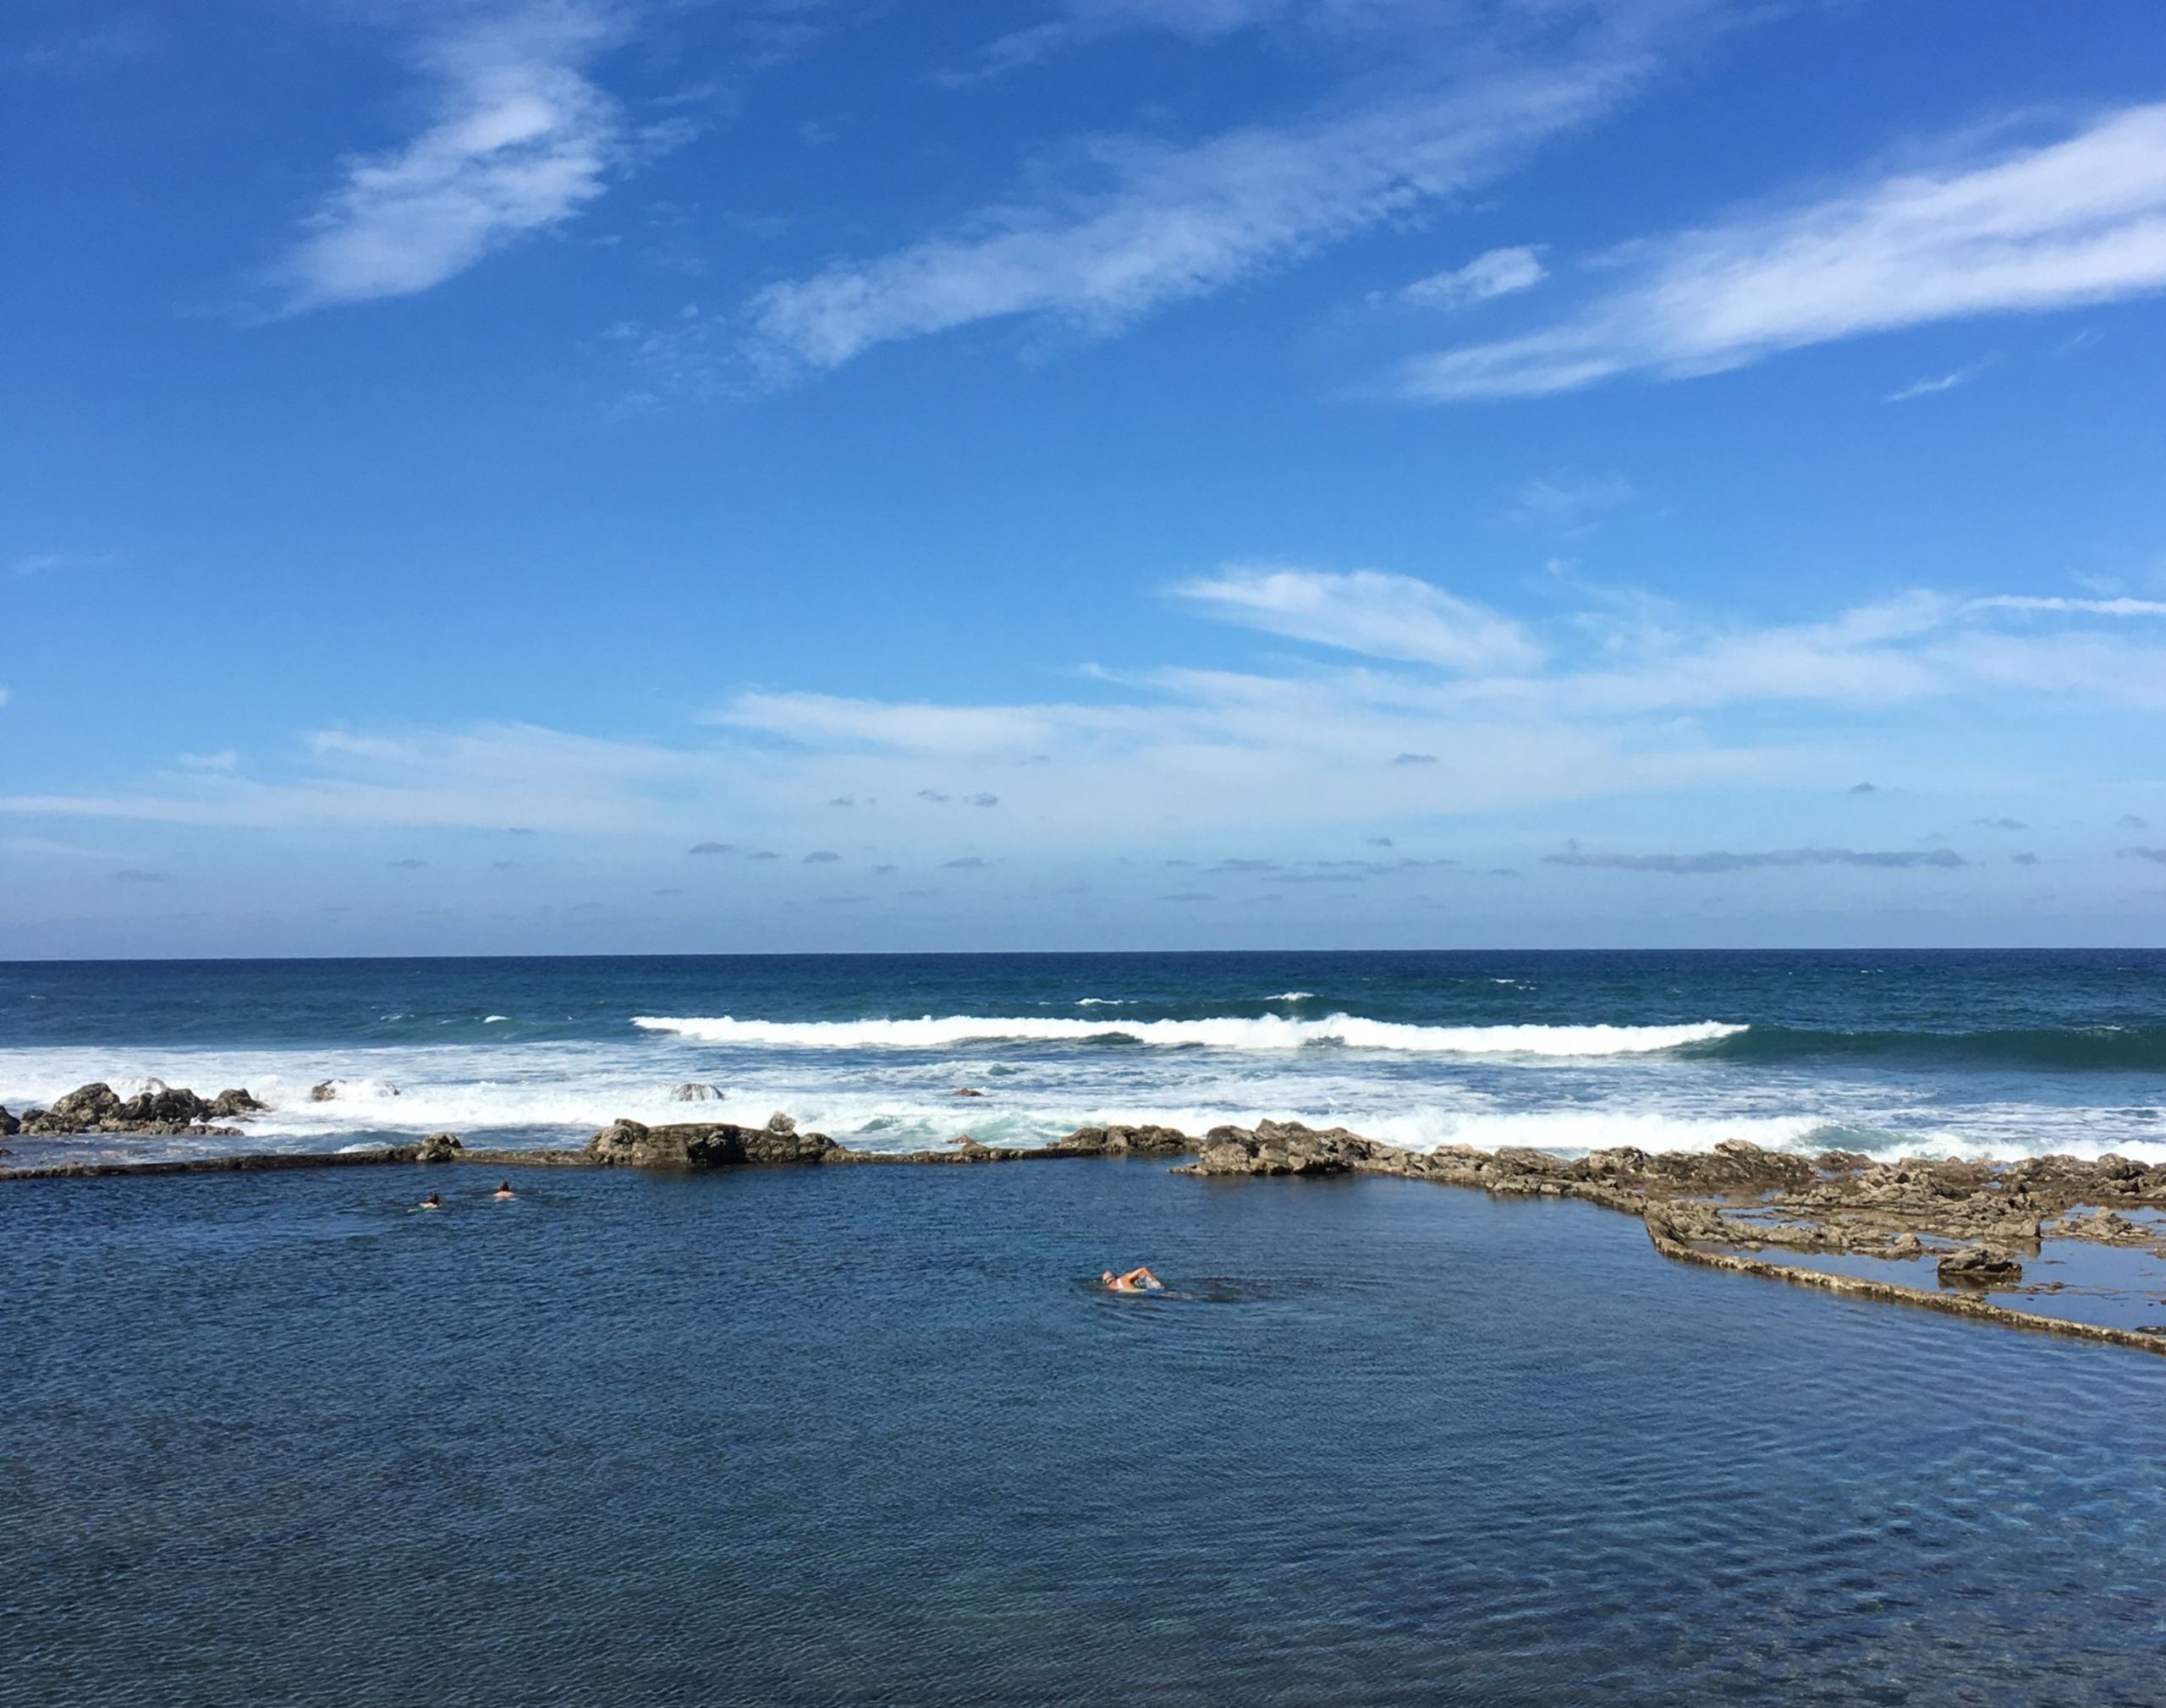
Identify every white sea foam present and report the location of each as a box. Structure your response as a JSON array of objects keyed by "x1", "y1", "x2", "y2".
[
  {"x1": 1266, "y1": 991, "x2": 1316, "y2": 1002},
  {"x1": 484, "y1": 1015, "x2": 509, "y2": 1024},
  {"x1": 630, "y1": 1013, "x2": 1746, "y2": 1056},
  {"x1": 1074, "y1": 997, "x2": 1130, "y2": 1007},
  {"x1": 7, "y1": 1027, "x2": 2162, "y2": 1171}
]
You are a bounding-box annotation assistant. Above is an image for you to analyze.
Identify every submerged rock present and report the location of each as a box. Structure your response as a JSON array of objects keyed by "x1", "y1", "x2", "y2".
[
  {"x1": 952, "y1": 1087, "x2": 985, "y2": 1098},
  {"x1": 586, "y1": 1118, "x2": 838, "y2": 1169}
]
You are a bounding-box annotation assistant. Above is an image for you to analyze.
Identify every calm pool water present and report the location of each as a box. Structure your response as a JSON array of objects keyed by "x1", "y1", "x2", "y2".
[{"x1": 5, "y1": 1160, "x2": 2163, "y2": 1706}]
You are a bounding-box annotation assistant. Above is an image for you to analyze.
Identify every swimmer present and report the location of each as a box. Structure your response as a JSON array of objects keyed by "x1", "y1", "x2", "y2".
[
  {"x1": 1102, "y1": 1266, "x2": 1163, "y2": 1293},
  {"x1": 417, "y1": 1191, "x2": 442, "y2": 1211},
  {"x1": 493, "y1": 1181, "x2": 515, "y2": 1200}
]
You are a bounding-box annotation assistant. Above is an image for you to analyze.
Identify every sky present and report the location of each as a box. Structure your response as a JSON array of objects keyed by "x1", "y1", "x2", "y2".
[{"x1": 4, "y1": 0, "x2": 2166, "y2": 957}]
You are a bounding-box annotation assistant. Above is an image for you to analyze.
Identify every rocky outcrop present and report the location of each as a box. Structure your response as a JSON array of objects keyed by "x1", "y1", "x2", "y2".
[
  {"x1": 585, "y1": 1118, "x2": 839, "y2": 1169},
  {"x1": 0, "y1": 1107, "x2": 18, "y2": 1138},
  {"x1": 1938, "y1": 1245, "x2": 2025, "y2": 1286},
  {"x1": 1053, "y1": 1123, "x2": 1195, "y2": 1157},
  {"x1": 311, "y1": 1080, "x2": 338, "y2": 1102},
  {"x1": 1177, "y1": 1120, "x2": 1386, "y2": 1177},
  {"x1": 669, "y1": 1083, "x2": 721, "y2": 1102},
  {"x1": 415, "y1": 1133, "x2": 465, "y2": 1163},
  {"x1": 14, "y1": 1081, "x2": 260, "y2": 1138}
]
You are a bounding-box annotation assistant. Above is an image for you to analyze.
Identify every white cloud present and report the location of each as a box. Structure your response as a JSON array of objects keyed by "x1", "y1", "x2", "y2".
[
  {"x1": 1970, "y1": 594, "x2": 2166, "y2": 618},
  {"x1": 12, "y1": 550, "x2": 116, "y2": 575},
  {"x1": 1399, "y1": 244, "x2": 1548, "y2": 310},
  {"x1": 743, "y1": 36, "x2": 1658, "y2": 374},
  {"x1": 274, "y1": 3, "x2": 629, "y2": 311},
  {"x1": 1884, "y1": 365, "x2": 1981, "y2": 402},
  {"x1": 978, "y1": 0, "x2": 1298, "y2": 72},
  {"x1": 12, "y1": 579, "x2": 2166, "y2": 843},
  {"x1": 1503, "y1": 469, "x2": 1635, "y2": 531},
  {"x1": 1399, "y1": 102, "x2": 2166, "y2": 400},
  {"x1": 1174, "y1": 565, "x2": 1544, "y2": 671}
]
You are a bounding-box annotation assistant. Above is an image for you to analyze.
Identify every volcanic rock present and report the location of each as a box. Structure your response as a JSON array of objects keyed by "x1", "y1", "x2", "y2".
[
  {"x1": 415, "y1": 1133, "x2": 465, "y2": 1163},
  {"x1": 1938, "y1": 1245, "x2": 2023, "y2": 1287},
  {"x1": 585, "y1": 1118, "x2": 838, "y2": 1168},
  {"x1": 1055, "y1": 1124, "x2": 1193, "y2": 1156}
]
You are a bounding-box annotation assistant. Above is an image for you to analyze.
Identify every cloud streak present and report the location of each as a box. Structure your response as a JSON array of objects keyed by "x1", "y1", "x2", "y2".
[
  {"x1": 1174, "y1": 564, "x2": 1542, "y2": 671},
  {"x1": 743, "y1": 25, "x2": 1663, "y2": 374},
  {"x1": 1399, "y1": 244, "x2": 1548, "y2": 310},
  {"x1": 1546, "y1": 847, "x2": 1967, "y2": 873},
  {"x1": 274, "y1": 3, "x2": 632, "y2": 311},
  {"x1": 1398, "y1": 102, "x2": 2166, "y2": 399}
]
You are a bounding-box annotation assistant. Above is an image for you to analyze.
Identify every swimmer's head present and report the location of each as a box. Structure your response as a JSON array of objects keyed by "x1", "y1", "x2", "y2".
[
  {"x1": 1101, "y1": 1271, "x2": 1115, "y2": 1286},
  {"x1": 422, "y1": 1192, "x2": 440, "y2": 1207}
]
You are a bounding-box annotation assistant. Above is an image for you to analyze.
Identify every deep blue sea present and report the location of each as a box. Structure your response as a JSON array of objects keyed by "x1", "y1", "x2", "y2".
[{"x1": 3, "y1": 949, "x2": 2164, "y2": 1164}]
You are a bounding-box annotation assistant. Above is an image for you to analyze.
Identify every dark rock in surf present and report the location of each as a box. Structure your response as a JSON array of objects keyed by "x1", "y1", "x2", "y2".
[
  {"x1": 0, "y1": 1107, "x2": 17, "y2": 1138},
  {"x1": 765, "y1": 1111, "x2": 797, "y2": 1135},
  {"x1": 208, "y1": 1088, "x2": 267, "y2": 1117},
  {"x1": 669, "y1": 1083, "x2": 721, "y2": 1102},
  {"x1": 16, "y1": 1081, "x2": 246, "y2": 1138},
  {"x1": 952, "y1": 1087, "x2": 985, "y2": 1098},
  {"x1": 585, "y1": 1118, "x2": 838, "y2": 1169},
  {"x1": 311, "y1": 1080, "x2": 338, "y2": 1102},
  {"x1": 416, "y1": 1133, "x2": 465, "y2": 1162}
]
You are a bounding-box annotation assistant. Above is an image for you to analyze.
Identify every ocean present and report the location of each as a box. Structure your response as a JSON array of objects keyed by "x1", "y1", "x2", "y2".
[
  {"x1": 8, "y1": 950, "x2": 2166, "y2": 1705},
  {"x1": 3, "y1": 948, "x2": 2163, "y2": 1164}
]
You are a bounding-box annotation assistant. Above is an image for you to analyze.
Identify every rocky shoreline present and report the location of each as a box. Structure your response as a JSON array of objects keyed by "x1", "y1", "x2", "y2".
[{"x1": 6, "y1": 1085, "x2": 2163, "y2": 1354}]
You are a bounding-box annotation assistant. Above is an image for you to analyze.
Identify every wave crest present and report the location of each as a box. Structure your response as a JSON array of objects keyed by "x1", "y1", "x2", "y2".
[{"x1": 629, "y1": 1013, "x2": 1746, "y2": 1057}]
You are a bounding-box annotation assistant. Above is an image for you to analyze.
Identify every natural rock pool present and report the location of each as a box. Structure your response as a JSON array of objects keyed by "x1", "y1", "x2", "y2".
[{"x1": 7, "y1": 1159, "x2": 2164, "y2": 1706}]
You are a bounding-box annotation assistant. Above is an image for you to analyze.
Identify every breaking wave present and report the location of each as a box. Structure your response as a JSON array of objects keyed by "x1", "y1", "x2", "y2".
[{"x1": 630, "y1": 1013, "x2": 1746, "y2": 1056}]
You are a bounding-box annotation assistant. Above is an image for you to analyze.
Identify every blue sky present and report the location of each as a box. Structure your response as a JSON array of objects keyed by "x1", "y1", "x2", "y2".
[{"x1": 5, "y1": 0, "x2": 2166, "y2": 955}]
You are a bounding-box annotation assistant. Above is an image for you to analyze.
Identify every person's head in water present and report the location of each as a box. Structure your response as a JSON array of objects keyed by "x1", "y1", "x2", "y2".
[
  {"x1": 1101, "y1": 1270, "x2": 1116, "y2": 1288},
  {"x1": 493, "y1": 1181, "x2": 514, "y2": 1199},
  {"x1": 420, "y1": 1192, "x2": 441, "y2": 1209}
]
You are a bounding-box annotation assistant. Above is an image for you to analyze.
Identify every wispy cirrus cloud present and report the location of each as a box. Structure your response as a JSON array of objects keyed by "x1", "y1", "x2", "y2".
[
  {"x1": 1173, "y1": 564, "x2": 1542, "y2": 671},
  {"x1": 743, "y1": 8, "x2": 1680, "y2": 376},
  {"x1": 1398, "y1": 244, "x2": 1548, "y2": 310},
  {"x1": 975, "y1": 0, "x2": 1299, "y2": 74},
  {"x1": 1885, "y1": 364, "x2": 1982, "y2": 403},
  {"x1": 1398, "y1": 102, "x2": 2166, "y2": 400},
  {"x1": 273, "y1": 3, "x2": 640, "y2": 312}
]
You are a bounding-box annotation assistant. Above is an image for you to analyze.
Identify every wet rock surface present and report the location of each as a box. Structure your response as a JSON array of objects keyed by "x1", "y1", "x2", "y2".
[
  {"x1": 13, "y1": 1080, "x2": 264, "y2": 1139},
  {"x1": 1939, "y1": 1245, "x2": 2025, "y2": 1286},
  {"x1": 585, "y1": 1118, "x2": 841, "y2": 1168}
]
